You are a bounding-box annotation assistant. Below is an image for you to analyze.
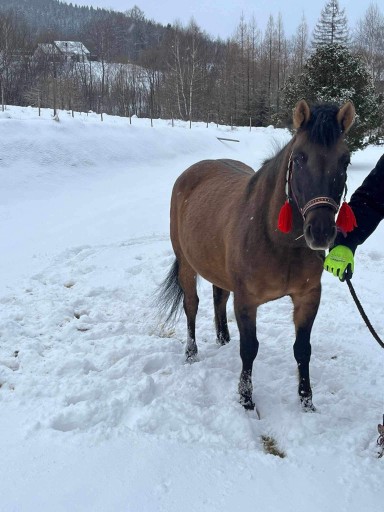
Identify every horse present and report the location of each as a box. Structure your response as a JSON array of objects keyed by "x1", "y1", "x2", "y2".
[{"x1": 157, "y1": 100, "x2": 355, "y2": 412}]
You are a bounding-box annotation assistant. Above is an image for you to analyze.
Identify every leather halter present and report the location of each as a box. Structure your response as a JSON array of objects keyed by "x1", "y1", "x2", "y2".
[
  {"x1": 286, "y1": 152, "x2": 340, "y2": 219},
  {"x1": 301, "y1": 196, "x2": 339, "y2": 217}
]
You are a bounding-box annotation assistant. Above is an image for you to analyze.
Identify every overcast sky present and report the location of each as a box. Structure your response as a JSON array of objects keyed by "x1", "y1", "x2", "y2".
[{"x1": 73, "y1": 0, "x2": 371, "y2": 38}]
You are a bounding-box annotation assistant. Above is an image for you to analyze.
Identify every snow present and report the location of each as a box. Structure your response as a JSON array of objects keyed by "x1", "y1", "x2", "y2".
[{"x1": 1, "y1": 106, "x2": 384, "y2": 511}]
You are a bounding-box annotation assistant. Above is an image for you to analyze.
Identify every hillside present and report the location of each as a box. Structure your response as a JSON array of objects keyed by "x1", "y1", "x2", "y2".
[{"x1": 0, "y1": 0, "x2": 167, "y2": 60}]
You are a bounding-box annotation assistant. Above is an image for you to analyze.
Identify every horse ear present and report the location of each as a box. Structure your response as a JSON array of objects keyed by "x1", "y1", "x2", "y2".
[
  {"x1": 293, "y1": 100, "x2": 311, "y2": 129},
  {"x1": 337, "y1": 101, "x2": 355, "y2": 133}
]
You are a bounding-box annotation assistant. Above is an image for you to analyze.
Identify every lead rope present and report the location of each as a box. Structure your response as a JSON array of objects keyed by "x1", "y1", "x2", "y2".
[
  {"x1": 344, "y1": 276, "x2": 384, "y2": 457},
  {"x1": 378, "y1": 418, "x2": 384, "y2": 458},
  {"x1": 345, "y1": 277, "x2": 384, "y2": 350}
]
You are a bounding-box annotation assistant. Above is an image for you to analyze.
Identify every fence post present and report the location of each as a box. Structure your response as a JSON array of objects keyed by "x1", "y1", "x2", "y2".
[{"x1": 1, "y1": 84, "x2": 5, "y2": 112}]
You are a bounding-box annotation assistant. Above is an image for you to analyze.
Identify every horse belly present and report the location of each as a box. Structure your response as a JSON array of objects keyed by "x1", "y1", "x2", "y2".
[
  {"x1": 177, "y1": 205, "x2": 233, "y2": 290},
  {"x1": 170, "y1": 163, "x2": 247, "y2": 290}
]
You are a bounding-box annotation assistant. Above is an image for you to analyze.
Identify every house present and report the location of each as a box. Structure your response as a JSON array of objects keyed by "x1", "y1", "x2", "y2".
[
  {"x1": 34, "y1": 41, "x2": 91, "y2": 63},
  {"x1": 54, "y1": 41, "x2": 91, "y2": 63}
]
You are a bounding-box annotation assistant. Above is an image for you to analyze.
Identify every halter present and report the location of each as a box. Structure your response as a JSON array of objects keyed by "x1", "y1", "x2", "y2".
[
  {"x1": 286, "y1": 152, "x2": 339, "y2": 219},
  {"x1": 277, "y1": 152, "x2": 357, "y2": 234},
  {"x1": 301, "y1": 197, "x2": 339, "y2": 217}
]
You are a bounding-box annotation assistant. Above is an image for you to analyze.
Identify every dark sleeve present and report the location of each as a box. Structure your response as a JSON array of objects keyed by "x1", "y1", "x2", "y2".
[{"x1": 335, "y1": 154, "x2": 384, "y2": 252}]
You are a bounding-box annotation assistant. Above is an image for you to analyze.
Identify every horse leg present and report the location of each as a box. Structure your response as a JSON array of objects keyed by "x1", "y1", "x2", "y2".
[
  {"x1": 291, "y1": 287, "x2": 321, "y2": 411},
  {"x1": 213, "y1": 285, "x2": 230, "y2": 345},
  {"x1": 234, "y1": 295, "x2": 258, "y2": 410},
  {"x1": 178, "y1": 257, "x2": 199, "y2": 362}
]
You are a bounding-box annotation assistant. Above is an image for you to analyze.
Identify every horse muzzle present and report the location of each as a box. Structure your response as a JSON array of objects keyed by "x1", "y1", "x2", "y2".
[{"x1": 302, "y1": 197, "x2": 338, "y2": 250}]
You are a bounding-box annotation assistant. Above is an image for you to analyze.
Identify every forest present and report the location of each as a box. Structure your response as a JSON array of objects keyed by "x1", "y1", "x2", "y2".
[{"x1": 0, "y1": 0, "x2": 383, "y2": 147}]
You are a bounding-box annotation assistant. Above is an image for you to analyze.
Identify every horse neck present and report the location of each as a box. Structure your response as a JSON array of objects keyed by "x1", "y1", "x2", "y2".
[
  {"x1": 250, "y1": 139, "x2": 305, "y2": 244},
  {"x1": 263, "y1": 140, "x2": 294, "y2": 215}
]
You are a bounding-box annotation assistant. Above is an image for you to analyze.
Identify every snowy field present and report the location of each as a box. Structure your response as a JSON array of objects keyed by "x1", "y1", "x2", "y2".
[{"x1": 0, "y1": 106, "x2": 384, "y2": 511}]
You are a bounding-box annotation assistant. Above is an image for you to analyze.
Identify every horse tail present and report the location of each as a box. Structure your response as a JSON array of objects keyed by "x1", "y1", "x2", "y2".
[{"x1": 155, "y1": 258, "x2": 184, "y2": 326}]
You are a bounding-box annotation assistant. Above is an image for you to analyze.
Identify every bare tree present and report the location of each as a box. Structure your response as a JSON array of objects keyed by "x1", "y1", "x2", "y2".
[
  {"x1": 164, "y1": 20, "x2": 205, "y2": 122},
  {"x1": 275, "y1": 13, "x2": 289, "y2": 118},
  {"x1": 353, "y1": 3, "x2": 384, "y2": 93},
  {"x1": 262, "y1": 15, "x2": 277, "y2": 121},
  {"x1": 0, "y1": 11, "x2": 32, "y2": 106},
  {"x1": 86, "y1": 15, "x2": 118, "y2": 114},
  {"x1": 291, "y1": 14, "x2": 309, "y2": 74}
]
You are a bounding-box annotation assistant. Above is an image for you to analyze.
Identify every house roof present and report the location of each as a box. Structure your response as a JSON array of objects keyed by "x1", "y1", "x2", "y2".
[
  {"x1": 54, "y1": 41, "x2": 90, "y2": 56},
  {"x1": 36, "y1": 43, "x2": 61, "y2": 54}
]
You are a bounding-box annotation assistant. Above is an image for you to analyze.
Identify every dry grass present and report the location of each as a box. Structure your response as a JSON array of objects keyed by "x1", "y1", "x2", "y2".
[{"x1": 261, "y1": 435, "x2": 286, "y2": 458}]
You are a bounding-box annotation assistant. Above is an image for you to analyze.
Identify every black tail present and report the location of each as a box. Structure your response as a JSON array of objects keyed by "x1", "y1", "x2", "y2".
[{"x1": 155, "y1": 259, "x2": 184, "y2": 326}]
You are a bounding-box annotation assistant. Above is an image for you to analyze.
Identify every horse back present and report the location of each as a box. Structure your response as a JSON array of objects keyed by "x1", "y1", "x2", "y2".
[
  {"x1": 171, "y1": 159, "x2": 254, "y2": 218},
  {"x1": 172, "y1": 159, "x2": 254, "y2": 198}
]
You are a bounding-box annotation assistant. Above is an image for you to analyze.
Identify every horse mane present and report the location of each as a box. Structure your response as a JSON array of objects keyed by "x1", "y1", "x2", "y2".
[
  {"x1": 301, "y1": 103, "x2": 342, "y2": 147},
  {"x1": 245, "y1": 143, "x2": 289, "y2": 199}
]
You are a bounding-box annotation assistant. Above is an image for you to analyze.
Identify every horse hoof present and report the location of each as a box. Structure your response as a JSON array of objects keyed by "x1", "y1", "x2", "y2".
[
  {"x1": 239, "y1": 396, "x2": 255, "y2": 411},
  {"x1": 216, "y1": 335, "x2": 230, "y2": 346},
  {"x1": 185, "y1": 352, "x2": 199, "y2": 364},
  {"x1": 242, "y1": 401, "x2": 255, "y2": 411},
  {"x1": 301, "y1": 396, "x2": 316, "y2": 412}
]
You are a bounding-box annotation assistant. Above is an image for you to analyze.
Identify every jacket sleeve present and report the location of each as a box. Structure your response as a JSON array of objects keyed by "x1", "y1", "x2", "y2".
[{"x1": 335, "y1": 154, "x2": 384, "y2": 253}]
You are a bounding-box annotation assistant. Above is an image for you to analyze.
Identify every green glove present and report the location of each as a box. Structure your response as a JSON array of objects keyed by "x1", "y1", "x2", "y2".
[{"x1": 324, "y1": 245, "x2": 354, "y2": 281}]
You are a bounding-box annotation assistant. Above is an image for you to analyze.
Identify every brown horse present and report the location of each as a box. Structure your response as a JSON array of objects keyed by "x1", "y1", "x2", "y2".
[{"x1": 157, "y1": 100, "x2": 355, "y2": 412}]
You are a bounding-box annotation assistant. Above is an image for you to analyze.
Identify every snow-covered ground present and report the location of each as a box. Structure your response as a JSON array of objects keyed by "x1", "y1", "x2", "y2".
[{"x1": 1, "y1": 106, "x2": 384, "y2": 511}]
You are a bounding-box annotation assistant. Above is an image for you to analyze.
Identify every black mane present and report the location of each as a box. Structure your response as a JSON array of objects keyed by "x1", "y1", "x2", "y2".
[{"x1": 302, "y1": 104, "x2": 342, "y2": 147}]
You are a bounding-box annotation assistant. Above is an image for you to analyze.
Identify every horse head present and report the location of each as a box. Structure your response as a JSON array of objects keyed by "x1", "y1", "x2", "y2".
[{"x1": 288, "y1": 99, "x2": 355, "y2": 250}]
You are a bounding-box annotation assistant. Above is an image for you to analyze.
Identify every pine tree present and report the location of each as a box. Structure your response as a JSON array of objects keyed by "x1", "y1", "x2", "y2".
[
  {"x1": 282, "y1": 43, "x2": 383, "y2": 151},
  {"x1": 312, "y1": 0, "x2": 349, "y2": 48}
]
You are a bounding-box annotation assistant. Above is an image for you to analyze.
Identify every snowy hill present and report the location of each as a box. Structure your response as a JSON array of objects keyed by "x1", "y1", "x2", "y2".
[{"x1": 0, "y1": 106, "x2": 384, "y2": 511}]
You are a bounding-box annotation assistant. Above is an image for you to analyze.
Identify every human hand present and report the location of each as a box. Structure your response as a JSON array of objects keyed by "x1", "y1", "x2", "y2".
[{"x1": 324, "y1": 245, "x2": 354, "y2": 281}]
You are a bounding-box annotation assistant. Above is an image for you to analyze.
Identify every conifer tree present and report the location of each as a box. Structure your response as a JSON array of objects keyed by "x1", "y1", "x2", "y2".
[
  {"x1": 312, "y1": 0, "x2": 349, "y2": 48},
  {"x1": 282, "y1": 43, "x2": 383, "y2": 151}
]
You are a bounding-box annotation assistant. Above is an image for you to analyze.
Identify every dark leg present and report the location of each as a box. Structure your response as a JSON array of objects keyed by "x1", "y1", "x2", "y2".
[
  {"x1": 291, "y1": 286, "x2": 321, "y2": 411},
  {"x1": 234, "y1": 295, "x2": 258, "y2": 410},
  {"x1": 178, "y1": 258, "x2": 199, "y2": 362},
  {"x1": 213, "y1": 285, "x2": 230, "y2": 345}
]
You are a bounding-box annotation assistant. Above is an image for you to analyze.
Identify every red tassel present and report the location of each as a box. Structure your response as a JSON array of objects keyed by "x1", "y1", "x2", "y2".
[
  {"x1": 278, "y1": 200, "x2": 293, "y2": 233},
  {"x1": 336, "y1": 202, "x2": 357, "y2": 233}
]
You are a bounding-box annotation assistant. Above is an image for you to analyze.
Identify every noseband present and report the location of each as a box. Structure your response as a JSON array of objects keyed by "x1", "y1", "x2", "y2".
[{"x1": 300, "y1": 196, "x2": 339, "y2": 217}]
